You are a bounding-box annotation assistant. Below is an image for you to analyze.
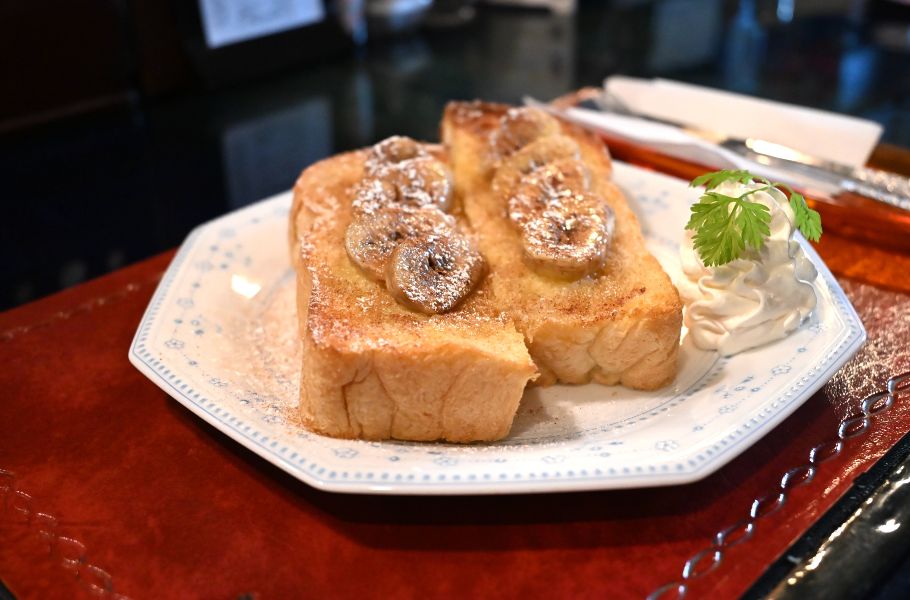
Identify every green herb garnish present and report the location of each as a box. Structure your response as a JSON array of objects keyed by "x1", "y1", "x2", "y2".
[{"x1": 686, "y1": 170, "x2": 822, "y2": 267}]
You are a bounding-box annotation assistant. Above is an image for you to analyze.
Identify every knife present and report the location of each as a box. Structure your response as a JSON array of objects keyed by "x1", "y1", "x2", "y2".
[
  {"x1": 710, "y1": 134, "x2": 910, "y2": 212},
  {"x1": 569, "y1": 95, "x2": 910, "y2": 213}
]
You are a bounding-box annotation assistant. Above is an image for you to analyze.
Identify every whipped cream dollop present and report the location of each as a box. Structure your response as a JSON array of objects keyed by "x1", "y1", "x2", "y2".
[{"x1": 677, "y1": 181, "x2": 819, "y2": 356}]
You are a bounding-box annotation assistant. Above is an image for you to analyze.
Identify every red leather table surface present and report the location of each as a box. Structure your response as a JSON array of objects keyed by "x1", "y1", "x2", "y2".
[{"x1": 2, "y1": 233, "x2": 910, "y2": 599}]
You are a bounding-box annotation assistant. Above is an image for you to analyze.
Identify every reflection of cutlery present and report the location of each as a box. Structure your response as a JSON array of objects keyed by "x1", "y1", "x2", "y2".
[{"x1": 569, "y1": 94, "x2": 910, "y2": 213}]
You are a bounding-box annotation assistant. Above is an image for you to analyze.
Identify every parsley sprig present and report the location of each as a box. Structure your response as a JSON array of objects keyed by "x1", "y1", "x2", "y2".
[{"x1": 686, "y1": 170, "x2": 822, "y2": 267}]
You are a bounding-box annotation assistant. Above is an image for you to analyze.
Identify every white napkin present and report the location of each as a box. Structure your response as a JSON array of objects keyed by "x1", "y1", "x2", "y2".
[{"x1": 531, "y1": 77, "x2": 884, "y2": 197}]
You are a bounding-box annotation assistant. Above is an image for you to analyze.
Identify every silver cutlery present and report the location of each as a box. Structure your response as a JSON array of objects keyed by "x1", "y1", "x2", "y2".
[{"x1": 547, "y1": 92, "x2": 910, "y2": 212}]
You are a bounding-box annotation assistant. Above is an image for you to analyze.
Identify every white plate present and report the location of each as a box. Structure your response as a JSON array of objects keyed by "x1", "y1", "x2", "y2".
[{"x1": 129, "y1": 162, "x2": 865, "y2": 494}]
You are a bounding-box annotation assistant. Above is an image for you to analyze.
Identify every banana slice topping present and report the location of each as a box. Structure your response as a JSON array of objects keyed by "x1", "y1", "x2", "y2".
[
  {"x1": 489, "y1": 109, "x2": 615, "y2": 279},
  {"x1": 491, "y1": 135, "x2": 581, "y2": 199},
  {"x1": 380, "y1": 156, "x2": 454, "y2": 212},
  {"x1": 346, "y1": 137, "x2": 485, "y2": 312},
  {"x1": 386, "y1": 235, "x2": 485, "y2": 315},
  {"x1": 507, "y1": 158, "x2": 590, "y2": 224},
  {"x1": 490, "y1": 107, "x2": 562, "y2": 159},
  {"x1": 366, "y1": 136, "x2": 426, "y2": 172},
  {"x1": 521, "y1": 194, "x2": 615, "y2": 280},
  {"x1": 346, "y1": 205, "x2": 455, "y2": 281},
  {"x1": 351, "y1": 177, "x2": 399, "y2": 216},
  {"x1": 352, "y1": 152, "x2": 454, "y2": 213}
]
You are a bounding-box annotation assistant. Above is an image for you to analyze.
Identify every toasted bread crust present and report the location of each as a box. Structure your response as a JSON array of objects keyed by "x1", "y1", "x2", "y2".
[
  {"x1": 442, "y1": 101, "x2": 682, "y2": 389},
  {"x1": 290, "y1": 149, "x2": 537, "y2": 442}
]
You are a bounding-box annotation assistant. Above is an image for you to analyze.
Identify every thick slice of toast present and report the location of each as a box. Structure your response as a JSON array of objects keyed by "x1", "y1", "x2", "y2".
[
  {"x1": 289, "y1": 148, "x2": 537, "y2": 442},
  {"x1": 442, "y1": 102, "x2": 682, "y2": 389}
]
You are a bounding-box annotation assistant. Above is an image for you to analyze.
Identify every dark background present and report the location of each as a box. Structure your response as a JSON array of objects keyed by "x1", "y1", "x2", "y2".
[{"x1": 2, "y1": 0, "x2": 909, "y2": 312}]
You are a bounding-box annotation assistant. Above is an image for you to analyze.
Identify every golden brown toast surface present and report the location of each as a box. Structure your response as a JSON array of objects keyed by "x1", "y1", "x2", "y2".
[
  {"x1": 442, "y1": 101, "x2": 682, "y2": 388},
  {"x1": 289, "y1": 148, "x2": 537, "y2": 442}
]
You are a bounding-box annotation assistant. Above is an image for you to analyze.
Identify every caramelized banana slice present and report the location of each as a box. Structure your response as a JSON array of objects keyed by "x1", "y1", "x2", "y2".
[
  {"x1": 345, "y1": 205, "x2": 455, "y2": 280},
  {"x1": 520, "y1": 193, "x2": 616, "y2": 280},
  {"x1": 381, "y1": 156, "x2": 454, "y2": 212},
  {"x1": 351, "y1": 177, "x2": 399, "y2": 215},
  {"x1": 354, "y1": 156, "x2": 454, "y2": 214},
  {"x1": 491, "y1": 135, "x2": 581, "y2": 198},
  {"x1": 386, "y1": 235, "x2": 485, "y2": 315},
  {"x1": 366, "y1": 136, "x2": 426, "y2": 174},
  {"x1": 490, "y1": 107, "x2": 562, "y2": 158},
  {"x1": 507, "y1": 159, "x2": 591, "y2": 224}
]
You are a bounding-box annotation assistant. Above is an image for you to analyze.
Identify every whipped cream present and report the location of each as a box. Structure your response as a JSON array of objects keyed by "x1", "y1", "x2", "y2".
[{"x1": 677, "y1": 181, "x2": 818, "y2": 356}]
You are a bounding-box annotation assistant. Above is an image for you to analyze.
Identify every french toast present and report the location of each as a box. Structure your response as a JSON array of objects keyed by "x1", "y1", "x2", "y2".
[
  {"x1": 289, "y1": 145, "x2": 537, "y2": 443},
  {"x1": 441, "y1": 102, "x2": 682, "y2": 389}
]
